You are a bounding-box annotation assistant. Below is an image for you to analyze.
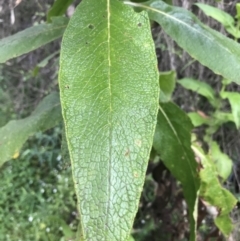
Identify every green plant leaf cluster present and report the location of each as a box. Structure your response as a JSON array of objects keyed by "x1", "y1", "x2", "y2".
[
  {"x1": 0, "y1": 128, "x2": 77, "y2": 241},
  {"x1": 0, "y1": 0, "x2": 240, "y2": 240},
  {"x1": 125, "y1": 0, "x2": 240, "y2": 84},
  {"x1": 192, "y1": 144, "x2": 237, "y2": 236},
  {"x1": 0, "y1": 92, "x2": 61, "y2": 166},
  {"x1": 179, "y1": 77, "x2": 236, "y2": 182}
]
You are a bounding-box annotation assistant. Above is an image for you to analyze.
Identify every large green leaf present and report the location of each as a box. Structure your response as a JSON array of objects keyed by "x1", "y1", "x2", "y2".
[
  {"x1": 0, "y1": 17, "x2": 68, "y2": 63},
  {"x1": 124, "y1": 0, "x2": 240, "y2": 84},
  {"x1": 192, "y1": 144, "x2": 237, "y2": 236},
  {"x1": 0, "y1": 92, "x2": 61, "y2": 166},
  {"x1": 59, "y1": 0, "x2": 159, "y2": 240},
  {"x1": 153, "y1": 102, "x2": 200, "y2": 241}
]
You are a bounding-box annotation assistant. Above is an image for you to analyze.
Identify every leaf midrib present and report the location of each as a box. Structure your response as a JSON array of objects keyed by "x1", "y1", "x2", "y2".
[{"x1": 106, "y1": 0, "x2": 113, "y2": 235}]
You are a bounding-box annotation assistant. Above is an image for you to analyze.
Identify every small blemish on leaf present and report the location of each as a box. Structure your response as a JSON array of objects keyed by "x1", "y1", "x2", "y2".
[
  {"x1": 88, "y1": 24, "x2": 94, "y2": 29},
  {"x1": 138, "y1": 23, "x2": 142, "y2": 27},
  {"x1": 125, "y1": 149, "x2": 130, "y2": 157},
  {"x1": 65, "y1": 85, "x2": 69, "y2": 89},
  {"x1": 135, "y1": 139, "x2": 142, "y2": 147},
  {"x1": 134, "y1": 172, "x2": 139, "y2": 178}
]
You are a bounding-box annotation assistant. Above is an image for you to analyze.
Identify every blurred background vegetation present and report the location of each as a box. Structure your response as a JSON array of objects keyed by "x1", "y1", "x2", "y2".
[{"x1": 0, "y1": 0, "x2": 240, "y2": 240}]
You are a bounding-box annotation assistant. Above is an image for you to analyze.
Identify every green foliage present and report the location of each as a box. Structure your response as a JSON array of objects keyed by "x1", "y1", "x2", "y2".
[
  {"x1": 236, "y1": 4, "x2": 240, "y2": 20},
  {"x1": 0, "y1": 0, "x2": 240, "y2": 240},
  {"x1": 125, "y1": 0, "x2": 240, "y2": 84},
  {"x1": 181, "y1": 77, "x2": 235, "y2": 181},
  {"x1": 47, "y1": 0, "x2": 74, "y2": 22},
  {"x1": 159, "y1": 71, "x2": 176, "y2": 102},
  {"x1": 220, "y1": 91, "x2": 240, "y2": 129},
  {"x1": 0, "y1": 17, "x2": 68, "y2": 63},
  {"x1": 0, "y1": 88, "x2": 14, "y2": 127},
  {"x1": 0, "y1": 128, "x2": 77, "y2": 241},
  {"x1": 208, "y1": 141, "x2": 232, "y2": 181},
  {"x1": 192, "y1": 144, "x2": 237, "y2": 236},
  {"x1": 196, "y1": 3, "x2": 240, "y2": 39},
  {"x1": 59, "y1": 0, "x2": 159, "y2": 239},
  {"x1": 195, "y1": 3, "x2": 235, "y2": 28},
  {"x1": 178, "y1": 78, "x2": 217, "y2": 107},
  {"x1": 0, "y1": 92, "x2": 62, "y2": 166},
  {"x1": 153, "y1": 102, "x2": 200, "y2": 241}
]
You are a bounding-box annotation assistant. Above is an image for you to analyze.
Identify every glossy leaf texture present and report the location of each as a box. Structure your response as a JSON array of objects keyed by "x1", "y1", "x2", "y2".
[
  {"x1": 0, "y1": 92, "x2": 61, "y2": 166},
  {"x1": 153, "y1": 102, "x2": 200, "y2": 241},
  {"x1": 47, "y1": 0, "x2": 74, "y2": 22},
  {"x1": 192, "y1": 144, "x2": 237, "y2": 236},
  {"x1": 59, "y1": 0, "x2": 159, "y2": 240},
  {"x1": 0, "y1": 17, "x2": 68, "y2": 63},
  {"x1": 124, "y1": 0, "x2": 240, "y2": 84}
]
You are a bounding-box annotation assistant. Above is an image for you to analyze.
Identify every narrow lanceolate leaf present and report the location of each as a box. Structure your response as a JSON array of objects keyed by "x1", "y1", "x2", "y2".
[
  {"x1": 195, "y1": 3, "x2": 235, "y2": 28},
  {"x1": 195, "y1": 3, "x2": 240, "y2": 38},
  {"x1": 192, "y1": 144, "x2": 237, "y2": 236},
  {"x1": 0, "y1": 17, "x2": 68, "y2": 63},
  {"x1": 124, "y1": 0, "x2": 240, "y2": 84},
  {"x1": 0, "y1": 92, "x2": 61, "y2": 166},
  {"x1": 153, "y1": 102, "x2": 200, "y2": 241},
  {"x1": 59, "y1": 0, "x2": 159, "y2": 240}
]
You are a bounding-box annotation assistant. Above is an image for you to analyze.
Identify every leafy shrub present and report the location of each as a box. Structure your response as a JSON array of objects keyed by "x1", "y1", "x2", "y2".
[
  {"x1": 0, "y1": 128, "x2": 77, "y2": 241},
  {"x1": 0, "y1": 0, "x2": 240, "y2": 240}
]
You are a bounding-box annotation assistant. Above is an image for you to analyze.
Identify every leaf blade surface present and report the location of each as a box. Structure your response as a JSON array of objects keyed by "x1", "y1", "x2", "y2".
[{"x1": 59, "y1": 0, "x2": 159, "y2": 240}]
